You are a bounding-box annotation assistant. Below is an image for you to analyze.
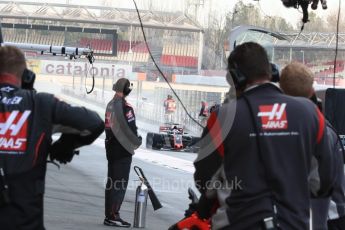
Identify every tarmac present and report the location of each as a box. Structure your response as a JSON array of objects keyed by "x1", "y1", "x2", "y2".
[{"x1": 44, "y1": 143, "x2": 196, "y2": 230}]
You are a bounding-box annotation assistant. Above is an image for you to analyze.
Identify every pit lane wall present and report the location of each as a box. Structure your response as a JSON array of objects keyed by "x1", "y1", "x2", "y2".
[{"x1": 28, "y1": 59, "x2": 229, "y2": 134}]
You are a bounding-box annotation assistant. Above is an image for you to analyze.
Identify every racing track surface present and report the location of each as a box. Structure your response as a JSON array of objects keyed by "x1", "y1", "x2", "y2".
[{"x1": 45, "y1": 143, "x2": 196, "y2": 229}]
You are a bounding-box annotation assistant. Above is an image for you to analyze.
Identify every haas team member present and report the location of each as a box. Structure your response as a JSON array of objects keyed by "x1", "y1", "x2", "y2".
[
  {"x1": 194, "y1": 42, "x2": 334, "y2": 229},
  {"x1": 0, "y1": 46, "x2": 104, "y2": 230},
  {"x1": 199, "y1": 101, "x2": 209, "y2": 117},
  {"x1": 164, "y1": 94, "x2": 176, "y2": 122},
  {"x1": 280, "y1": 62, "x2": 345, "y2": 230},
  {"x1": 104, "y1": 78, "x2": 142, "y2": 227},
  {"x1": 199, "y1": 101, "x2": 209, "y2": 126}
]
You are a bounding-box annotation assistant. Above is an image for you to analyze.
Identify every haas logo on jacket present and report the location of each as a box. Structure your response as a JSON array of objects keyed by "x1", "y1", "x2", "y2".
[
  {"x1": 258, "y1": 103, "x2": 288, "y2": 130},
  {"x1": 0, "y1": 110, "x2": 31, "y2": 152}
]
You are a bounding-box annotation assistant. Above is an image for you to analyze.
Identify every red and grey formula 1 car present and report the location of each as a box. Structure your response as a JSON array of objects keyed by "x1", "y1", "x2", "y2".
[{"x1": 146, "y1": 123, "x2": 200, "y2": 152}]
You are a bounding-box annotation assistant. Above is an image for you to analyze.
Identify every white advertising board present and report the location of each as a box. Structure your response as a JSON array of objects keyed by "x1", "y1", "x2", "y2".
[{"x1": 39, "y1": 60, "x2": 133, "y2": 78}]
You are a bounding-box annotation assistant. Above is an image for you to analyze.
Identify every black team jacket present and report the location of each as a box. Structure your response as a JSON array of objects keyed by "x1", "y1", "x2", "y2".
[{"x1": 0, "y1": 79, "x2": 104, "y2": 230}]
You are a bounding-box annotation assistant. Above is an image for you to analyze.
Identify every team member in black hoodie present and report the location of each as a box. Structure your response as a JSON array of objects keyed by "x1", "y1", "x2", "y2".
[
  {"x1": 194, "y1": 42, "x2": 335, "y2": 229},
  {"x1": 104, "y1": 78, "x2": 142, "y2": 227}
]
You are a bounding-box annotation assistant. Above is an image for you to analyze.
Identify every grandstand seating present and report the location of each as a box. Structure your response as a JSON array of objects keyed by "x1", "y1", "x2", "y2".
[
  {"x1": 79, "y1": 38, "x2": 150, "y2": 63},
  {"x1": 162, "y1": 43, "x2": 198, "y2": 56},
  {"x1": 314, "y1": 77, "x2": 344, "y2": 86},
  {"x1": 312, "y1": 61, "x2": 345, "y2": 86},
  {"x1": 3, "y1": 28, "x2": 199, "y2": 68},
  {"x1": 79, "y1": 38, "x2": 112, "y2": 53},
  {"x1": 2, "y1": 28, "x2": 64, "y2": 46},
  {"x1": 313, "y1": 63, "x2": 345, "y2": 78},
  {"x1": 160, "y1": 42, "x2": 198, "y2": 68},
  {"x1": 84, "y1": 38, "x2": 200, "y2": 68},
  {"x1": 79, "y1": 39, "x2": 149, "y2": 53},
  {"x1": 160, "y1": 55, "x2": 198, "y2": 68},
  {"x1": 117, "y1": 41, "x2": 148, "y2": 53}
]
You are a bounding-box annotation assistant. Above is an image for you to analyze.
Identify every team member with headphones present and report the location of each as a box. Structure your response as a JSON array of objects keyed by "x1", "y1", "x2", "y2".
[
  {"x1": 194, "y1": 42, "x2": 334, "y2": 229},
  {"x1": 0, "y1": 46, "x2": 104, "y2": 230},
  {"x1": 104, "y1": 78, "x2": 142, "y2": 227}
]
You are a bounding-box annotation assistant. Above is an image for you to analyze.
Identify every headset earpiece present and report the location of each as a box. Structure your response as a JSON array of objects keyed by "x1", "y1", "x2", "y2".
[
  {"x1": 123, "y1": 82, "x2": 132, "y2": 96},
  {"x1": 228, "y1": 50, "x2": 247, "y2": 90},
  {"x1": 22, "y1": 69, "x2": 36, "y2": 90},
  {"x1": 270, "y1": 63, "x2": 280, "y2": 82},
  {"x1": 229, "y1": 66, "x2": 247, "y2": 89},
  {"x1": 113, "y1": 78, "x2": 132, "y2": 96}
]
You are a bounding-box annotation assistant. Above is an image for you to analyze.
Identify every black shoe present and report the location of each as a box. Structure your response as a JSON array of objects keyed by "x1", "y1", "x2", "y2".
[{"x1": 104, "y1": 216, "x2": 131, "y2": 228}]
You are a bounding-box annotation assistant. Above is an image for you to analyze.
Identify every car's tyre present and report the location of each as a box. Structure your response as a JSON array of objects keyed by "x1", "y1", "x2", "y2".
[
  {"x1": 188, "y1": 137, "x2": 200, "y2": 153},
  {"x1": 190, "y1": 137, "x2": 201, "y2": 145},
  {"x1": 152, "y1": 134, "x2": 164, "y2": 150},
  {"x1": 146, "y1": 132, "x2": 154, "y2": 149}
]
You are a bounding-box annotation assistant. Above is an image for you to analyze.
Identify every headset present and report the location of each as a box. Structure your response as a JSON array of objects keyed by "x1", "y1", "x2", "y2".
[
  {"x1": 227, "y1": 50, "x2": 280, "y2": 89},
  {"x1": 124, "y1": 81, "x2": 133, "y2": 96},
  {"x1": 270, "y1": 63, "x2": 280, "y2": 83},
  {"x1": 112, "y1": 78, "x2": 133, "y2": 96},
  {"x1": 228, "y1": 50, "x2": 247, "y2": 90},
  {"x1": 22, "y1": 68, "x2": 36, "y2": 90}
]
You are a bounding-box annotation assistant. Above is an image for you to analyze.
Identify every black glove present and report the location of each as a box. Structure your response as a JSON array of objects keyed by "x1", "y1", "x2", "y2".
[
  {"x1": 184, "y1": 188, "x2": 199, "y2": 218},
  {"x1": 133, "y1": 135, "x2": 142, "y2": 150},
  {"x1": 184, "y1": 202, "x2": 198, "y2": 218},
  {"x1": 50, "y1": 134, "x2": 80, "y2": 164}
]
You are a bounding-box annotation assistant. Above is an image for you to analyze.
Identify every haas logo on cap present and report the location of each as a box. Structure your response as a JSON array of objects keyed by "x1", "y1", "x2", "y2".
[{"x1": 258, "y1": 103, "x2": 288, "y2": 130}]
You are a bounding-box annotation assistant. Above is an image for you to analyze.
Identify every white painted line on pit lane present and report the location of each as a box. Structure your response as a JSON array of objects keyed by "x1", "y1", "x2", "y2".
[{"x1": 92, "y1": 138, "x2": 194, "y2": 173}]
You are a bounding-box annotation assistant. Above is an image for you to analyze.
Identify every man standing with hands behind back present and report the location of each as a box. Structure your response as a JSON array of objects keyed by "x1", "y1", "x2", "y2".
[{"x1": 104, "y1": 78, "x2": 142, "y2": 227}]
